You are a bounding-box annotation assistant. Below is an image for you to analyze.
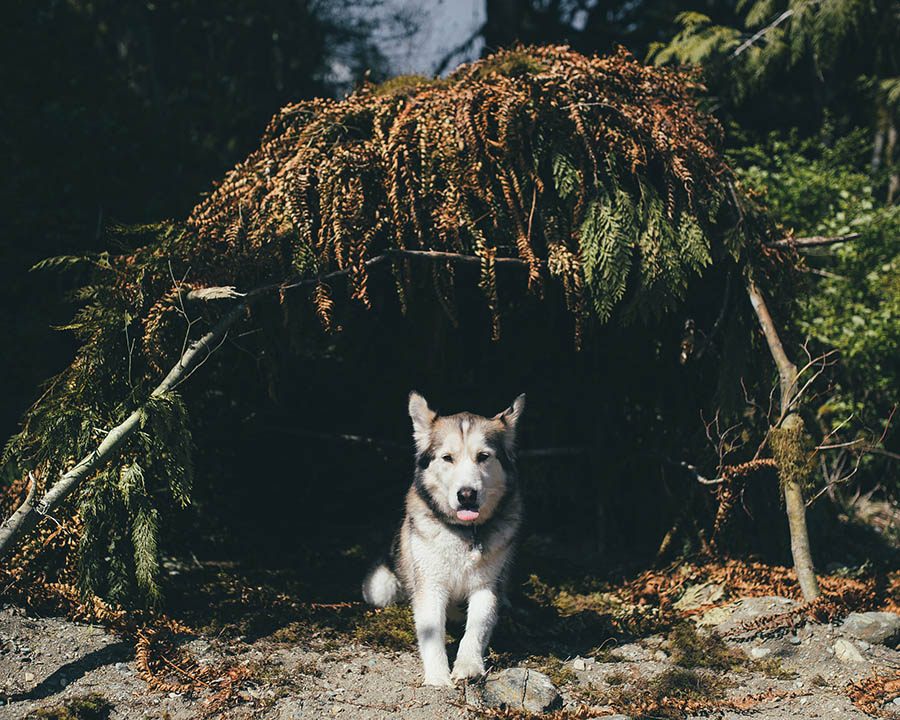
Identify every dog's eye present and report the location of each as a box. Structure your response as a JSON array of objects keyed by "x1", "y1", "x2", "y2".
[
  {"x1": 442, "y1": 454, "x2": 453, "y2": 463},
  {"x1": 476, "y1": 452, "x2": 490, "y2": 463}
]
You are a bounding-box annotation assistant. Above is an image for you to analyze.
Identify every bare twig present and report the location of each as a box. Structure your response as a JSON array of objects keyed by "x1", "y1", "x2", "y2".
[
  {"x1": 732, "y1": 8, "x2": 795, "y2": 57},
  {"x1": 158, "y1": 653, "x2": 213, "y2": 689},
  {"x1": 182, "y1": 286, "x2": 246, "y2": 302},
  {"x1": 766, "y1": 233, "x2": 860, "y2": 249},
  {"x1": 671, "y1": 459, "x2": 725, "y2": 485}
]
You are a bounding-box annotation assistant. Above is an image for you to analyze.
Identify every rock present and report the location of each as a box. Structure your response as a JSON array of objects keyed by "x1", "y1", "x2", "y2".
[
  {"x1": 748, "y1": 646, "x2": 771, "y2": 659},
  {"x1": 698, "y1": 596, "x2": 799, "y2": 632},
  {"x1": 789, "y1": 634, "x2": 802, "y2": 645},
  {"x1": 841, "y1": 612, "x2": 900, "y2": 645},
  {"x1": 481, "y1": 668, "x2": 562, "y2": 714},
  {"x1": 653, "y1": 650, "x2": 668, "y2": 662},
  {"x1": 833, "y1": 638, "x2": 866, "y2": 663},
  {"x1": 572, "y1": 658, "x2": 586, "y2": 671},
  {"x1": 24, "y1": 672, "x2": 34, "y2": 682},
  {"x1": 613, "y1": 644, "x2": 652, "y2": 662},
  {"x1": 674, "y1": 582, "x2": 724, "y2": 611}
]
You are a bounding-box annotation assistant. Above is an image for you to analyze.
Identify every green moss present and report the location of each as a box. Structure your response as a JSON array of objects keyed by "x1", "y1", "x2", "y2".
[
  {"x1": 649, "y1": 667, "x2": 730, "y2": 703},
  {"x1": 528, "y1": 654, "x2": 578, "y2": 686},
  {"x1": 371, "y1": 74, "x2": 449, "y2": 97},
  {"x1": 354, "y1": 605, "x2": 417, "y2": 650},
  {"x1": 606, "y1": 671, "x2": 628, "y2": 685},
  {"x1": 768, "y1": 421, "x2": 816, "y2": 492},
  {"x1": 667, "y1": 622, "x2": 745, "y2": 670},
  {"x1": 592, "y1": 647, "x2": 625, "y2": 663},
  {"x1": 602, "y1": 668, "x2": 732, "y2": 719},
  {"x1": 24, "y1": 694, "x2": 111, "y2": 720},
  {"x1": 465, "y1": 49, "x2": 549, "y2": 80},
  {"x1": 295, "y1": 660, "x2": 322, "y2": 677},
  {"x1": 754, "y1": 657, "x2": 798, "y2": 679}
]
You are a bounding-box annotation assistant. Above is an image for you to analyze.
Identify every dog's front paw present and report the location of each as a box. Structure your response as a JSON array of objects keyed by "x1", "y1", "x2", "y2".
[
  {"x1": 450, "y1": 657, "x2": 485, "y2": 682},
  {"x1": 423, "y1": 671, "x2": 454, "y2": 687}
]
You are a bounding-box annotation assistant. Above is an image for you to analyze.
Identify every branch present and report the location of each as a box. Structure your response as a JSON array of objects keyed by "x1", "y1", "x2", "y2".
[
  {"x1": 0, "y1": 247, "x2": 530, "y2": 558},
  {"x1": 745, "y1": 275, "x2": 798, "y2": 410},
  {"x1": 673, "y1": 459, "x2": 726, "y2": 485},
  {"x1": 0, "y1": 302, "x2": 249, "y2": 559},
  {"x1": 731, "y1": 182, "x2": 820, "y2": 601},
  {"x1": 732, "y1": 8, "x2": 795, "y2": 57},
  {"x1": 765, "y1": 233, "x2": 860, "y2": 249},
  {"x1": 182, "y1": 286, "x2": 246, "y2": 302}
]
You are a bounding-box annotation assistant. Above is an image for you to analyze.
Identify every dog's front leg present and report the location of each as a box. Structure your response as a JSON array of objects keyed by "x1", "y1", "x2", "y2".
[
  {"x1": 412, "y1": 587, "x2": 452, "y2": 686},
  {"x1": 451, "y1": 586, "x2": 497, "y2": 681}
]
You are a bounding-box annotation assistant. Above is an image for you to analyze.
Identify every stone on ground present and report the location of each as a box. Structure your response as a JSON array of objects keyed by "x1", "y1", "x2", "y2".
[
  {"x1": 480, "y1": 668, "x2": 562, "y2": 713},
  {"x1": 841, "y1": 612, "x2": 900, "y2": 645}
]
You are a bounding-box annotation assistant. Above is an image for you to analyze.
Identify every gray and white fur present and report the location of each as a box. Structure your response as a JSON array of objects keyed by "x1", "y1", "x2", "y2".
[{"x1": 362, "y1": 391, "x2": 525, "y2": 686}]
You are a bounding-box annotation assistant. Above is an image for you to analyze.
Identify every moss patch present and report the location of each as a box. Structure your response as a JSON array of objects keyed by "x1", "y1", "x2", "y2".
[
  {"x1": 528, "y1": 654, "x2": 578, "y2": 687},
  {"x1": 768, "y1": 421, "x2": 816, "y2": 492},
  {"x1": 667, "y1": 622, "x2": 745, "y2": 670},
  {"x1": 754, "y1": 656, "x2": 798, "y2": 679},
  {"x1": 606, "y1": 671, "x2": 628, "y2": 685},
  {"x1": 649, "y1": 667, "x2": 730, "y2": 702},
  {"x1": 372, "y1": 74, "x2": 449, "y2": 97},
  {"x1": 465, "y1": 48, "x2": 549, "y2": 79},
  {"x1": 353, "y1": 605, "x2": 417, "y2": 650},
  {"x1": 24, "y1": 694, "x2": 111, "y2": 720},
  {"x1": 604, "y1": 668, "x2": 732, "y2": 719}
]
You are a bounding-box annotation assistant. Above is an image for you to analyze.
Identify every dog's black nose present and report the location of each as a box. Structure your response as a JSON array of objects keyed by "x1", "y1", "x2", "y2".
[{"x1": 457, "y1": 488, "x2": 477, "y2": 507}]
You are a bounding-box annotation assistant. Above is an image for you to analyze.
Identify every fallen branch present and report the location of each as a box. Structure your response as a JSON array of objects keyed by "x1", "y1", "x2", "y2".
[
  {"x1": 0, "y1": 247, "x2": 531, "y2": 560},
  {"x1": 766, "y1": 233, "x2": 860, "y2": 249},
  {"x1": 0, "y1": 302, "x2": 248, "y2": 559}
]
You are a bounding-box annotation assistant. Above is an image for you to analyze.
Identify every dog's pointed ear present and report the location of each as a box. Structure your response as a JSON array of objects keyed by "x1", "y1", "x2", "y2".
[
  {"x1": 495, "y1": 394, "x2": 526, "y2": 447},
  {"x1": 408, "y1": 391, "x2": 436, "y2": 452}
]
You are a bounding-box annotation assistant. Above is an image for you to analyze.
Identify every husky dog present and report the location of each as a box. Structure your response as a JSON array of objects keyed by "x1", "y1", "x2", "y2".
[{"x1": 362, "y1": 392, "x2": 525, "y2": 686}]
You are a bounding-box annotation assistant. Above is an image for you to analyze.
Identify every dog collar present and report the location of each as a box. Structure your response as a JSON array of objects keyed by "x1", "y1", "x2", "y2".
[{"x1": 467, "y1": 526, "x2": 484, "y2": 566}]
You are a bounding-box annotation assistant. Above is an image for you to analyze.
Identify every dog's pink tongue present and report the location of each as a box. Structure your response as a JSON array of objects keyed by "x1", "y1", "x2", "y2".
[{"x1": 457, "y1": 509, "x2": 479, "y2": 522}]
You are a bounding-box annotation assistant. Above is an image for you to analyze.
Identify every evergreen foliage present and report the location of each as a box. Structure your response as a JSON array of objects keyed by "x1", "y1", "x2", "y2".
[
  {"x1": 3, "y1": 45, "x2": 782, "y2": 604},
  {"x1": 732, "y1": 130, "x2": 900, "y2": 500}
]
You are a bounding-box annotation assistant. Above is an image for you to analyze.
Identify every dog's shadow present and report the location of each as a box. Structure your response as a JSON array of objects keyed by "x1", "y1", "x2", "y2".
[{"x1": 485, "y1": 598, "x2": 622, "y2": 665}]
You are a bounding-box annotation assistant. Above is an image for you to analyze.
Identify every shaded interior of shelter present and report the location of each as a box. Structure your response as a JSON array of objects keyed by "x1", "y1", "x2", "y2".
[{"x1": 152, "y1": 259, "x2": 870, "y2": 615}]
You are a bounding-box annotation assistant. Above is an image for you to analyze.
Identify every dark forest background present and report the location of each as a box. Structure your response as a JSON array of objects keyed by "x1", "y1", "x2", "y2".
[{"x1": 4, "y1": 0, "x2": 899, "y2": 580}]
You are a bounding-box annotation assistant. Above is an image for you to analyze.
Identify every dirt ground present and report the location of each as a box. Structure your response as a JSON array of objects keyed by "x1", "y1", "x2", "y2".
[{"x1": 2, "y1": 588, "x2": 900, "y2": 720}]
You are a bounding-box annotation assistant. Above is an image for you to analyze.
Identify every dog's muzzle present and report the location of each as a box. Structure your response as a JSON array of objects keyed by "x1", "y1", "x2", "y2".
[{"x1": 456, "y1": 487, "x2": 479, "y2": 522}]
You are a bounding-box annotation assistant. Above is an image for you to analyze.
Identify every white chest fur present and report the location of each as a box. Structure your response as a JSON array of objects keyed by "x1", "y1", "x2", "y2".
[{"x1": 405, "y1": 518, "x2": 511, "y2": 603}]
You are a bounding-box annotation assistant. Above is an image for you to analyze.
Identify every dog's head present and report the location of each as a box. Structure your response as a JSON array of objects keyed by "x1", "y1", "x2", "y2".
[{"x1": 408, "y1": 392, "x2": 525, "y2": 525}]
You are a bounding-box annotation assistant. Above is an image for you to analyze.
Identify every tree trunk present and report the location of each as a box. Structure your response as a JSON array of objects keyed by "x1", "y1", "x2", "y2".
[{"x1": 745, "y1": 273, "x2": 821, "y2": 601}]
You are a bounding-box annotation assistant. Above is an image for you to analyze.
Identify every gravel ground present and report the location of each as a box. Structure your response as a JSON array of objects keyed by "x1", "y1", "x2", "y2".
[{"x1": 2, "y1": 596, "x2": 900, "y2": 719}]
